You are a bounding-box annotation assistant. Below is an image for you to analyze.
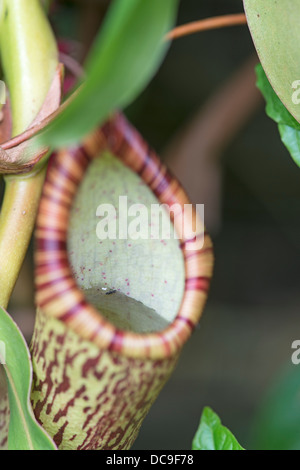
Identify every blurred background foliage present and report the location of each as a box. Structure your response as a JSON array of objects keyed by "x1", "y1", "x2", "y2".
[{"x1": 5, "y1": 0, "x2": 300, "y2": 449}]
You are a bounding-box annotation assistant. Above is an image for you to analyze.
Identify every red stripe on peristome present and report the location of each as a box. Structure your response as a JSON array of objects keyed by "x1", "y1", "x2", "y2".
[
  {"x1": 108, "y1": 331, "x2": 125, "y2": 353},
  {"x1": 138, "y1": 153, "x2": 161, "y2": 185},
  {"x1": 59, "y1": 299, "x2": 89, "y2": 322},
  {"x1": 185, "y1": 276, "x2": 210, "y2": 292},
  {"x1": 184, "y1": 251, "x2": 201, "y2": 261},
  {"x1": 185, "y1": 246, "x2": 214, "y2": 258},
  {"x1": 101, "y1": 121, "x2": 123, "y2": 154},
  {"x1": 36, "y1": 257, "x2": 70, "y2": 273},
  {"x1": 53, "y1": 158, "x2": 83, "y2": 186},
  {"x1": 116, "y1": 114, "x2": 153, "y2": 165},
  {"x1": 67, "y1": 146, "x2": 93, "y2": 169},
  {"x1": 180, "y1": 236, "x2": 197, "y2": 249},
  {"x1": 38, "y1": 282, "x2": 77, "y2": 309},
  {"x1": 180, "y1": 231, "x2": 209, "y2": 249},
  {"x1": 89, "y1": 322, "x2": 105, "y2": 342},
  {"x1": 35, "y1": 225, "x2": 67, "y2": 236},
  {"x1": 152, "y1": 172, "x2": 176, "y2": 199},
  {"x1": 147, "y1": 161, "x2": 163, "y2": 188},
  {"x1": 77, "y1": 145, "x2": 94, "y2": 165},
  {"x1": 36, "y1": 237, "x2": 67, "y2": 252},
  {"x1": 176, "y1": 316, "x2": 195, "y2": 330},
  {"x1": 142, "y1": 335, "x2": 152, "y2": 357},
  {"x1": 36, "y1": 274, "x2": 74, "y2": 292},
  {"x1": 159, "y1": 333, "x2": 171, "y2": 356},
  {"x1": 136, "y1": 149, "x2": 151, "y2": 176},
  {"x1": 42, "y1": 193, "x2": 70, "y2": 210},
  {"x1": 46, "y1": 177, "x2": 75, "y2": 200}
]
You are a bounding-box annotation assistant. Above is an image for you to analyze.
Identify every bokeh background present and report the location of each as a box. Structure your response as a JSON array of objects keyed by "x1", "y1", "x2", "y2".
[{"x1": 7, "y1": 0, "x2": 300, "y2": 449}]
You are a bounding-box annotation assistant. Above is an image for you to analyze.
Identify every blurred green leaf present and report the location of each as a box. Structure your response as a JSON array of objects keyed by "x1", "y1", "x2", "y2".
[
  {"x1": 251, "y1": 365, "x2": 300, "y2": 450},
  {"x1": 256, "y1": 64, "x2": 300, "y2": 130},
  {"x1": 192, "y1": 407, "x2": 244, "y2": 451},
  {"x1": 256, "y1": 64, "x2": 300, "y2": 168},
  {"x1": 0, "y1": 307, "x2": 57, "y2": 450},
  {"x1": 39, "y1": 0, "x2": 179, "y2": 148},
  {"x1": 244, "y1": 0, "x2": 300, "y2": 124},
  {"x1": 278, "y1": 124, "x2": 300, "y2": 168}
]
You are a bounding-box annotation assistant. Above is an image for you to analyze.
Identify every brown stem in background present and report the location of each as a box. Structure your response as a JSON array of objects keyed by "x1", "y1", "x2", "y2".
[
  {"x1": 167, "y1": 13, "x2": 247, "y2": 41},
  {"x1": 75, "y1": 0, "x2": 110, "y2": 61},
  {"x1": 163, "y1": 55, "x2": 262, "y2": 234}
]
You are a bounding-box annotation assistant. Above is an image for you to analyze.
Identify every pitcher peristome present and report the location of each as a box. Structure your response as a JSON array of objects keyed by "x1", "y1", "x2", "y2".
[{"x1": 31, "y1": 113, "x2": 214, "y2": 450}]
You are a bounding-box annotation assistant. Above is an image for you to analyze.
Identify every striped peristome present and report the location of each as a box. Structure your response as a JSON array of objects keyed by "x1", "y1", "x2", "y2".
[{"x1": 31, "y1": 113, "x2": 214, "y2": 450}]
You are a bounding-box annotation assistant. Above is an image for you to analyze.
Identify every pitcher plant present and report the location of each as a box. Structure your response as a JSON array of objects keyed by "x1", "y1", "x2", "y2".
[{"x1": 0, "y1": 0, "x2": 215, "y2": 451}]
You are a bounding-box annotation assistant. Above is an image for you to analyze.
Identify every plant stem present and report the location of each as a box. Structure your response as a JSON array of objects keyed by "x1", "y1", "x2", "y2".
[
  {"x1": 0, "y1": 0, "x2": 58, "y2": 136},
  {"x1": 166, "y1": 13, "x2": 247, "y2": 40},
  {"x1": 0, "y1": 168, "x2": 46, "y2": 309},
  {"x1": 0, "y1": 0, "x2": 59, "y2": 308}
]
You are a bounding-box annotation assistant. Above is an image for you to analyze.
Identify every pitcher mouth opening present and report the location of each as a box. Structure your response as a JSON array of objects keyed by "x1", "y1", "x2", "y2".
[{"x1": 35, "y1": 113, "x2": 214, "y2": 360}]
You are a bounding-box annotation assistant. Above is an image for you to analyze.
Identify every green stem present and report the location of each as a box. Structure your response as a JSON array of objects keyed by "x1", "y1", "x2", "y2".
[
  {"x1": 0, "y1": 169, "x2": 46, "y2": 309},
  {"x1": 0, "y1": 0, "x2": 58, "y2": 307},
  {"x1": 0, "y1": 0, "x2": 58, "y2": 136}
]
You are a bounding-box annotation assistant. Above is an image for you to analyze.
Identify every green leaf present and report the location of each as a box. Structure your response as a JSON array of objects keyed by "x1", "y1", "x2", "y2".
[
  {"x1": 251, "y1": 365, "x2": 300, "y2": 450},
  {"x1": 192, "y1": 407, "x2": 244, "y2": 451},
  {"x1": 38, "y1": 0, "x2": 179, "y2": 149},
  {"x1": 256, "y1": 64, "x2": 300, "y2": 168},
  {"x1": 0, "y1": 307, "x2": 57, "y2": 450},
  {"x1": 256, "y1": 65, "x2": 300, "y2": 131},
  {"x1": 244, "y1": 0, "x2": 300, "y2": 124},
  {"x1": 278, "y1": 124, "x2": 300, "y2": 168}
]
